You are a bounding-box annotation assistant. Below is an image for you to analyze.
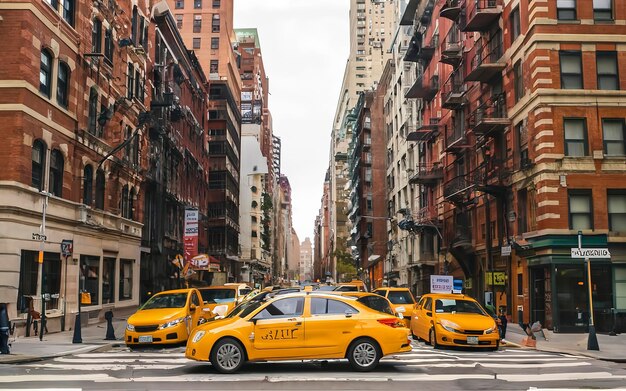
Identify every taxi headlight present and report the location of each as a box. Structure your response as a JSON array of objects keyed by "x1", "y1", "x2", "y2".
[
  {"x1": 439, "y1": 319, "x2": 461, "y2": 333},
  {"x1": 485, "y1": 326, "x2": 497, "y2": 335},
  {"x1": 159, "y1": 317, "x2": 186, "y2": 330},
  {"x1": 192, "y1": 330, "x2": 206, "y2": 343},
  {"x1": 126, "y1": 323, "x2": 135, "y2": 332}
]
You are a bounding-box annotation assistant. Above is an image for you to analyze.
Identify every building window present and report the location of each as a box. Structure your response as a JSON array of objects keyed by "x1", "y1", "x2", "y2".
[
  {"x1": 80, "y1": 255, "x2": 100, "y2": 305},
  {"x1": 88, "y1": 86, "x2": 99, "y2": 134},
  {"x1": 596, "y1": 51, "x2": 619, "y2": 90},
  {"x1": 193, "y1": 14, "x2": 202, "y2": 33},
  {"x1": 193, "y1": 37, "x2": 201, "y2": 49},
  {"x1": 39, "y1": 50, "x2": 53, "y2": 97},
  {"x1": 83, "y1": 165, "x2": 93, "y2": 206},
  {"x1": 175, "y1": 0, "x2": 184, "y2": 9},
  {"x1": 252, "y1": 230, "x2": 257, "y2": 238},
  {"x1": 569, "y1": 190, "x2": 593, "y2": 230},
  {"x1": 194, "y1": 0, "x2": 201, "y2": 8},
  {"x1": 608, "y1": 190, "x2": 626, "y2": 232},
  {"x1": 120, "y1": 259, "x2": 133, "y2": 300},
  {"x1": 127, "y1": 63, "x2": 134, "y2": 99},
  {"x1": 18, "y1": 251, "x2": 62, "y2": 313},
  {"x1": 129, "y1": 188, "x2": 136, "y2": 220},
  {"x1": 211, "y1": 37, "x2": 219, "y2": 49},
  {"x1": 91, "y1": 18, "x2": 102, "y2": 53},
  {"x1": 102, "y1": 257, "x2": 115, "y2": 304},
  {"x1": 557, "y1": 0, "x2": 576, "y2": 20},
  {"x1": 514, "y1": 60, "x2": 523, "y2": 102},
  {"x1": 104, "y1": 28, "x2": 114, "y2": 64},
  {"x1": 509, "y1": 7, "x2": 521, "y2": 43},
  {"x1": 602, "y1": 119, "x2": 625, "y2": 156},
  {"x1": 56, "y1": 62, "x2": 70, "y2": 108},
  {"x1": 593, "y1": 0, "x2": 612, "y2": 20},
  {"x1": 95, "y1": 169, "x2": 105, "y2": 209},
  {"x1": 564, "y1": 118, "x2": 588, "y2": 157},
  {"x1": 62, "y1": 0, "x2": 74, "y2": 26},
  {"x1": 175, "y1": 14, "x2": 183, "y2": 29},
  {"x1": 31, "y1": 140, "x2": 46, "y2": 191},
  {"x1": 49, "y1": 149, "x2": 64, "y2": 197},
  {"x1": 560, "y1": 51, "x2": 583, "y2": 89},
  {"x1": 121, "y1": 185, "x2": 129, "y2": 218},
  {"x1": 212, "y1": 14, "x2": 220, "y2": 32},
  {"x1": 210, "y1": 60, "x2": 218, "y2": 73},
  {"x1": 212, "y1": 0, "x2": 220, "y2": 7}
]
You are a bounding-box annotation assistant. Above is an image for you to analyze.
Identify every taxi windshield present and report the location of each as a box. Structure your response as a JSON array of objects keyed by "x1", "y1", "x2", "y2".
[
  {"x1": 201, "y1": 289, "x2": 237, "y2": 304},
  {"x1": 434, "y1": 299, "x2": 486, "y2": 315},
  {"x1": 142, "y1": 293, "x2": 187, "y2": 309},
  {"x1": 387, "y1": 291, "x2": 415, "y2": 304}
]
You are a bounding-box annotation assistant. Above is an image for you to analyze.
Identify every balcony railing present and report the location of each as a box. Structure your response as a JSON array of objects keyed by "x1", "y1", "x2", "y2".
[
  {"x1": 473, "y1": 158, "x2": 510, "y2": 195},
  {"x1": 409, "y1": 163, "x2": 444, "y2": 185},
  {"x1": 443, "y1": 174, "x2": 474, "y2": 204},
  {"x1": 406, "y1": 117, "x2": 440, "y2": 142},
  {"x1": 465, "y1": 39, "x2": 505, "y2": 82},
  {"x1": 463, "y1": 0, "x2": 503, "y2": 32},
  {"x1": 416, "y1": 205, "x2": 439, "y2": 224},
  {"x1": 417, "y1": 33, "x2": 439, "y2": 65},
  {"x1": 468, "y1": 94, "x2": 510, "y2": 136},
  {"x1": 444, "y1": 115, "x2": 470, "y2": 153},
  {"x1": 442, "y1": 74, "x2": 467, "y2": 109},
  {"x1": 405, "y1": 74, "x2": 439, "y2": 101},
  {"x1": 440, "y1": 0, "x2": 462, "y2": 21},
  {"x1": 441, "y1": 24, "x2": 462, "y2": 67}
]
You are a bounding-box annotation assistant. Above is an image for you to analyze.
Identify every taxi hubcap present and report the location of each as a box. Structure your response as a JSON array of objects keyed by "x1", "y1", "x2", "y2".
[
  {"x1": 216, "y1": 343, "x2": 241, "y2": 370},
  {"x1": 353, "y1": 343, "x2": 376, "y2": 366}
]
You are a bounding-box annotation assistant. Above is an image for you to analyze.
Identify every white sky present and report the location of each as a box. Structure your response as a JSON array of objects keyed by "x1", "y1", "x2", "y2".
[{"x1": 234, "y1": 1, "x2": 350, "y2": 243}]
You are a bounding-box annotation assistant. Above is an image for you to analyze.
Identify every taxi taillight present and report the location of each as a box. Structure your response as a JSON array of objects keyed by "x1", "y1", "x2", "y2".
[{"x1": 378, "y1": 318, "x2": 403, "y2": 328}]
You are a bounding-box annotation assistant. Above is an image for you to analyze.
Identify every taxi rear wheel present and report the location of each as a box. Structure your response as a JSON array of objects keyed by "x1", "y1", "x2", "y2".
[
  {"x1": 347, "y1": 338, "x2": 381, "y2": 372},
  {"x1": 210, "y1": 338, "x2": 245, "y2": 374}
]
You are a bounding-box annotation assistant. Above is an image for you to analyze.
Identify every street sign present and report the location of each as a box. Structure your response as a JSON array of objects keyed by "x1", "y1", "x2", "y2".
[
  {"x1": 571, "y1": 248, "x2": 611, "y2": 259},
  {"x1": 486, "y1": 272, "x2": 506, "y2": 286},
  {"x1": 61, "y1": 240, "x2": 74, "y2": 257},
  {"x1": 501, "y1": 245, "x2": 511, "y2": 257},
  {"x1": 32, "y1": 233, "x2": 47, "y2": 241}
]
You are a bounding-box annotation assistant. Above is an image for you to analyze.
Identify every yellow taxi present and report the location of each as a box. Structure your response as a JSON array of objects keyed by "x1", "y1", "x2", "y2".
[
  {"x1": 185, "y1": 291, "x2": 412, "y2": 373},
  {"x1": 224, "y1": 283, "x2": 254, "y2": 303},
  {"x1": 410, "y1": 293, "x2": 500, "y2": 350},
  {"x1": 125, "y1": 288, "x2": 207, "y2": 346},
  {"x1": 334, "y1": 279, "x2": 368, "y2": 292},
  {"x1": 372, "y1": 287, "x2": 417, "y2": 327},
  {"x1": 198, "y1": 285, "x2": 243, "y2": 318}
]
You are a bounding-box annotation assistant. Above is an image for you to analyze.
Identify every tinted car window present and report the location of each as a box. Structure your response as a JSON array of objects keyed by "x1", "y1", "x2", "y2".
[
  {"x1": 142, "y1": 293, "x2": 187, "y2": 309},
  {"x1": 373, "y1": 290, "x2": 387, "y2": 297},
  {"x1": 335, "y1": 285, "x2": 358, "y2": 292},
  {"x1": 434, "y1": 299, "x2": 485, "y2": 315},
  {"x1": 311, "y1": 298, "x2": 358, "y2": 315},
  {"x1": 255, "y1": 297, "x2": 304, "y2": 319},
  {"x1": 191, "y1": 292, "x2": 200, "y2": 306},
  {"x1": 387, "y1": 291, "x2": 415, "y2": 304},
  {"x1": 424, "y1": 297, "x2": 432, "y2": 311},
  {"x1": 356, "y1": 296, "x2": 394, "y2": 315},
  {"x1": 200, "y1": 289, "x2": 237, "y2": 303}
]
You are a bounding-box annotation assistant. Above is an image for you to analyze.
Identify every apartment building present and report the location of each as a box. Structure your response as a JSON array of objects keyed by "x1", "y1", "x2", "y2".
[{"x1": 402, "y1": 0, "x2": 626, "y2": 333}]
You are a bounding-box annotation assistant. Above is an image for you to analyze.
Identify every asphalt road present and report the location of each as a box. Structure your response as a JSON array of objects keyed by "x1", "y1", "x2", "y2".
[{"x1": 1, "y1": 341, "x2": 625, "y2": 390}]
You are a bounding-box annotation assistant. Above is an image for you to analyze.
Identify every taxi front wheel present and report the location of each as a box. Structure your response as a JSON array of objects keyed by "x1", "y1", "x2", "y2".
[
  {"x1": 347, "y1": 338, "x2": 381, "y2": 372},
  {"x1": 210, "y1": 338, "x2": 245, "y2": 374}
]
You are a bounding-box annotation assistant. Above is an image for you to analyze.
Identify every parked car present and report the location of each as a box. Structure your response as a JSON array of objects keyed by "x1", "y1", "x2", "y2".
[
  {"x1": 198, "y1": 285, "x2": 243, "y2": 317},
  {"x1": 185, "y1": 292, "x2": 412, "y2": 373},
  {"x1": 125, "y1": 288, "x2": 207, "y2": 346},
  {"x1": 224, "y1": 283, "x2": 254, "y2": 303},
  {"x1": 372, "y1": 287, "x2": 417, "y2": 327},
  {"x1": 410, "y1": 293, "x2": 499, "y2": 350}
]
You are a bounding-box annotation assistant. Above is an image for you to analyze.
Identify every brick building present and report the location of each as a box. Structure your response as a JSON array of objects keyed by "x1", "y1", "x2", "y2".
[{"x1": 403, "y1": 0, "x2": 626, "y2": 333}]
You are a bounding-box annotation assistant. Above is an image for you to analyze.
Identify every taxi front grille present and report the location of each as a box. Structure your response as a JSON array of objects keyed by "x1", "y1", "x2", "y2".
[
  {"x1": 460, "y1": 329, "x2": 484, "y2": 335},
  {"x1": 135, "y1": 325, "x2": 158, "y2": 332}
]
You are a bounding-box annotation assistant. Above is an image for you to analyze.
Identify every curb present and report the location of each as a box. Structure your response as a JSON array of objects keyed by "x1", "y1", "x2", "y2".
[{"x1": 0, "y1": 342, "x2": 118, "y2": 365}]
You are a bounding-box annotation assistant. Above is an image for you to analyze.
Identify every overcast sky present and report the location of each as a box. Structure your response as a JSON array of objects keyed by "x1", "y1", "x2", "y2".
[{"x1": 233, "y1": 1, "x2": 350, "y2": 243}]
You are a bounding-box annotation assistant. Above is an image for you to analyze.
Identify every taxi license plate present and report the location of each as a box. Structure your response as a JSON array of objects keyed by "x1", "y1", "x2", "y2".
[
  {"x1": 138, "y1": 335, "x2": 153, "y2": 343},
  {"x1": 467, "y1": 336, "x2": 479, "y2": 345}
]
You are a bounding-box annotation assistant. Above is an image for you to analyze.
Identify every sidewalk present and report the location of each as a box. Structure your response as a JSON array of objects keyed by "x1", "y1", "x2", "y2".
[
  {"x1": 0, "y1": 315, "x2": 129, "y2": 364},
  {"x1": 504, "y1": 323, "x2": 626, "y2": 362}
]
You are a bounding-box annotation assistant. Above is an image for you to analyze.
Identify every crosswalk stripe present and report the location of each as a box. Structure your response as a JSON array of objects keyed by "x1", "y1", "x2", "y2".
[
  {"x1": 500, "y1": 372, "x2": 626, "y2": 382},
  {"x1": 53, "y1": 357, "x2": 189, "y2": 364}
]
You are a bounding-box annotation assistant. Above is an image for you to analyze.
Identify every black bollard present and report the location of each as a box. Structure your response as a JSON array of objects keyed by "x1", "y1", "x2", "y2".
[
  {"x1": 0, "y1": 304, "x2": 10, "y2": 354},
  {"x1": 72, "y1": 313, "x2": 82, "y2": 344},
  {"x1": 104, "y1": 310, "x2": 116, "y2": 340}
]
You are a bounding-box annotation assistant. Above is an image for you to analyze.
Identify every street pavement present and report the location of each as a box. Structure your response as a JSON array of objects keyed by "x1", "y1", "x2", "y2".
[{"x1": 1, "y1": 315, "x2": 625, "y2": 364}]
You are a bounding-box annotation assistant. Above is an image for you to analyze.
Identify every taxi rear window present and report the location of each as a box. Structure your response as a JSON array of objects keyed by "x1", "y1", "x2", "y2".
[
  {"x1": 356, "y1": 296, "x2": 394, "y2": 315},
  {"x1": 387, "y1": 291, "x2": 415, "y2": 304},
  {"x1": 201, "y1": 289, "x2": 237, "y2": 303}
]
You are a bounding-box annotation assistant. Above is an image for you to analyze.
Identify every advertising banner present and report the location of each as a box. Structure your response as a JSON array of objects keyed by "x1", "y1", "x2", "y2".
[
  {"x1": 430, "y1": 275, "x2": 454, "y2": 294},
  {"x1": 183, "y1": 209, "x2": 199, "y2": 263}
]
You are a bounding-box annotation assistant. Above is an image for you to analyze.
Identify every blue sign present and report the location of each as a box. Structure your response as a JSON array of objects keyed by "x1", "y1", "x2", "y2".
[{"x1": 453, "y1": 279, "x2": 463, "y2": 294}]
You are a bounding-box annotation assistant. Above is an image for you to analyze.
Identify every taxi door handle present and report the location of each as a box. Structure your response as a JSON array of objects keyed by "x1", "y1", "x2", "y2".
[
  {"x1": 287, "y1": 317, "x2": 297, "y2": 321},
  {"x1": 295, "y1": 322, "x2": 302, "y2": 326}
]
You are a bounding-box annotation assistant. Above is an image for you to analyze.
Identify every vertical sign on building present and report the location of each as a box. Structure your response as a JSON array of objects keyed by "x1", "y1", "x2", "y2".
[{"x1": 184, "y1": 209, "x2": 199, "y2": 263}]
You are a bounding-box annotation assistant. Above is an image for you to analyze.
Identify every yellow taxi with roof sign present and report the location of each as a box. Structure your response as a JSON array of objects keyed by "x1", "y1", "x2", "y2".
[
  {"x1": 125, "y1": 288, "x2": 207, "y2": 346},
  {"x1": 410, "y1": 293, "x2": 500, "y2": 350},
  {"x1": 372, "y1": 287, "x2": 417, "y2": 327},
  {"x1": 185, "y1": 291, "x2": 412, "y2": 373}
]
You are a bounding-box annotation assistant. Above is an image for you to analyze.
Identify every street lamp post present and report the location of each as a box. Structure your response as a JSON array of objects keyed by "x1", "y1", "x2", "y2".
[
  {"x1": 36, "y1": 191, "x2": 50, "y2": 341},
  {"x1": 578, "y1": 231, "x2": 599, "y2": 351}
]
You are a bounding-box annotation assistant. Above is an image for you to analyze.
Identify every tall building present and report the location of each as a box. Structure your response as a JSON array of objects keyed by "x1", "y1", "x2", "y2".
[
  {"x1": 300, "y1": 237, "x2": 313, "y2": 282},
  {"x1": 402, "y1": 0, "x2": 626, "y2": 333},
  {"x1": 326, "y1": 0, "x2": 395, "y2": 282},
  {"x1": 168, "y1": 0, "x2": 243, "y2": 280},
  {"x1": 0, "y1": 0, "x2": 153, "y2": 332}
]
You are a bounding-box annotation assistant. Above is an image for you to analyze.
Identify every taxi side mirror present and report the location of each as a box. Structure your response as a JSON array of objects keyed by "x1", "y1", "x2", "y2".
[
  {"x1": 396, "y1": 312, "x2": 404, "y2": 319},
  {"x1": 189, "y1": 304, "x2": 196, "y2": 312},
  {"x1": 345, "y1": 310, "x2": 353, "y2": 318}
]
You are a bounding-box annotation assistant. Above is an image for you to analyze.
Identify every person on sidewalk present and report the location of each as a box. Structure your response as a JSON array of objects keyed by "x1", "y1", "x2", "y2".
[
  {"x1": 498, "y1": 307, "x2": 508, "y2": 340},
  {"x1": 0, "y1": 304, "x2": 11, "y2": 354}
]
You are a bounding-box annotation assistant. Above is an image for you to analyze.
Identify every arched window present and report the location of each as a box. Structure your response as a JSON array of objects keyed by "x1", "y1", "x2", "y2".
[
  {"x1": 57, "y1": 62, "x2": 70, "y2": 108},
  {"x1": 129, "y1": 187, "x2": 136, "y2": 220},
  {"x1": 83, "y1": 165, "x2": 93, "y2": 205},
  {"x1": 95, "y1": 169, "x2": 105, "y2": 209},
  {"x1": 49, "y1": 149, "x2": 64, "y2": 197},
  {"x1": 31, "y1": 140, "x2": 46, "y2": 191},
  {"x1": 40, "y1": 49, "x2": 53, "y2": 97},
  {"x1": 88, "y1": 86, "x2": 98, "y2": 134},
  {"x1": 121, "y1": 185, "x2": 129, "y2": 218}
]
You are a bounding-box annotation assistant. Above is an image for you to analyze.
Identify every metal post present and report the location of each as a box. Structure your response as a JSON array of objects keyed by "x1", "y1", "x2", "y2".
[
  {"x1": 37, "y1": 192, "x2": 49, "y2": 341},
  {"x1": 72, "y1": 258, "x2": 82, "y2": 344},
  {"x1": 579, "y1": 231, "x2": 599, "y2": 350},
  {"x1": 486, "y1": 195, "x2": 494, "y2": 306}
]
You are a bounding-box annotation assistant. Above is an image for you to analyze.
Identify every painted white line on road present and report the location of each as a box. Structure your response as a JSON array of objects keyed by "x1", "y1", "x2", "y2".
[
  {"x1": 0, "y1": 374, "x2": 111, "y2": 383},
  {"x1": 73, "y1": 352, "x2": 185, "y2": 358},
  {"x1": 23, "y1": 364, "x2": 186, "y2": 371},
  {"x1": 479, "y1": 362, "x2": 592, "y2": 369},
  {"x1": 53, "y1": 357, "x2": 189, "y2": 364},
  {"x1": 500, "y1": 372, "x2": 626, "y2": 382}
]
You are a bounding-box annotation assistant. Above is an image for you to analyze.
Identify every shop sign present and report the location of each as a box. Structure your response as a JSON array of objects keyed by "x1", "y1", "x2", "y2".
[
  {"x1": 430, "y1": 275, "x2": 453, "y2": 294},
  {"x1": 486, "y1": 272, "x2": 506, "y2": 286},
  {"x1": 570, "y1": 248, "x2": 611, "y2": 259}
]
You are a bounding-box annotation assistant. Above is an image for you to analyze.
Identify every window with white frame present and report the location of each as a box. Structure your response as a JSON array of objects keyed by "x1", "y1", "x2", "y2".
[
  {"x1": 564, "y1": 118, "x2": 588, "y2": 157},
  {"x1": 557, "y1": 0, "x2": 576, "y2": 20},
  {"x1": 593, "y1": 0, "x2": 612, "y2": 20},
  {"x1": 568, "y1": 190, "x2": 593, "y2": 230},
  {"x1": 560, "y1": 51, "x2": 583, "y2": 89}
]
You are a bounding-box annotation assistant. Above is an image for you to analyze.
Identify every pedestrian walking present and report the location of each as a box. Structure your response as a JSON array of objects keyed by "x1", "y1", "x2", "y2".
[
  {"x1": 498, "y1": 307, "x2": 508, "y2": 340},
  {"x1": 0, "y1": 303, "x2": 11, "y2": 354}
]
